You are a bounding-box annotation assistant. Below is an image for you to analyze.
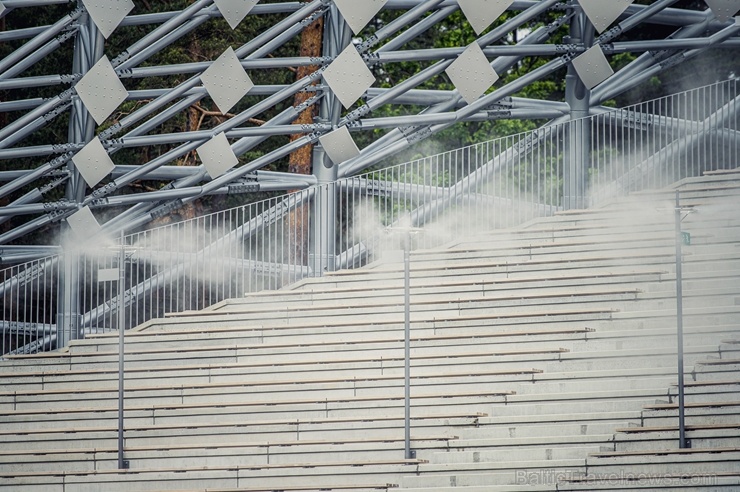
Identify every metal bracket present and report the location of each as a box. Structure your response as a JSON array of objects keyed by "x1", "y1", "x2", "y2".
[
  {"x1": 46, "y1": 209, "x2": 69, "y2": 224},
  {"x1": 621, "y1": 112, "x2": 653, "y2": 131},
  {"x1": 661, "y1": 52, "x2": 686, "y2": 70},
  {"x1": 363, "y1": 51, "x2": 381, "y2": 67},
  {"x1": 598, "y1": 25, "x2": 623, "y2": 44},
  {"x1": 99, "y1": 123, "x2": 123, "y2": 140},
  {"x1": 89, "y1": 182, "x2": 117, "y2": 201},
  {"x1": 406, "y1": 126, "x2": 432, "y2": 144},
  {"x1": 345, "y1": 104, "x2": 372, "y2": 123},
  {"x1": 43, "y1": 101, "x2": 73, "y2": 123},
  {"x1": 486, "y1": 110, "x2": 513, "y2": 119},
  {"x1": 358, "y1": 34, "x2": 379, "y2": 53},
  {"x1": 228, "y1": 181, "x2": 260, "y2": 194},
  {"x1": 110, "y1": 50, "x2": 130, "y2": 68},
  {"x1": 150, "y1": 199, "x2": 184, "y2": 219}
]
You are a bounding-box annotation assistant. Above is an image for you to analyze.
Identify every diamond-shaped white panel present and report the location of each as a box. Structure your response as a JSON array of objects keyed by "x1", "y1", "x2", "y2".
[
  {"x1": 445, "y1": 42, "x2": 499, "y2": 105},
  {"x1": 80, "y1": 0, "x2": 134, "y2": 39},
  {"x1": 458, "y1": 0, "x2": 514, "y2": 35},
  {"x1": 578, "y1": 0, "x2": 633, "y2": 33},
  {"x1": 334, "y1": 0, "x2": 388, "y2": 34},
  {"x1": 197, "y1": 132, "x2": 239, "y2": 179},
  {"x1": 67, "y1": 206, "x2": 103, "y2": 240},
  {"x1": 704, "y1": 0, "x2": 740, "y2": 22},
  {"x1": 72, "y1": 138, "x2": 115, "y2": 188},
  {"x1": 214, "y1": 0, "x2": 259, "y2": 29},
  {"x1": 571, "y1": 45, "x2": 614, "y2": 90},
  {"x1": 75, "y1": 55, "x2": 128, "y2": 125},
  {"x1": 323, "y1": 44, "x2": 376, "y2": 109},
  {"x1": 0, "y1": 3, "x2": 7, "y2": 20},
  {"x1": 319, "y1": 126, "x2": 360, "y2": 165},
  {"x1": 201, "y1": 47, "x2": 254, "y2": 115}
]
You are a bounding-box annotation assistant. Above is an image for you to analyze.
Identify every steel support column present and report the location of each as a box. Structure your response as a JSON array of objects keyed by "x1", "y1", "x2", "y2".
[
  {"x1": 57, "y1": 12, "x2": 104, "y2": 347},
  {"x1": 310, "y1": 4, "x2": 348, "y2": 274},
  {"x1": 563, "y1": 10, "x2": 593, "y2": 210}
]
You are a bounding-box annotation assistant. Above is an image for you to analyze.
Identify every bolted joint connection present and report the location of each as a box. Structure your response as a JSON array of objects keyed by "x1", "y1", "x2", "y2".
[
  {"x1": 486, "y1": 110, "x2": 513, "y2": 119},
  {"x1": 363, "y1": 52, "x2": 381, "y2": 67},
  {"x1": 555, "y1": 43, "x2": 579, "y2": 53},
  {"x1": 561, "y1": 51, "x2": 578, "y2": 64},
  {"x1": 227, "y1": 182, "x2": 260, "y2": 194},
  {"x1": 104, "y1": 138, "x2": 124, "y2": 150},
  {"x1": 301, "y1": 10, "x2": 324, "y2": 28},
  {"x1": 306, "y1": 131, "x2": 323, "y2": 143},
  {"x1": 486, "y1": 97, "x2": 513, "y2": 109},
  {"x1": 598, "y1": 26, "x2": 622, "y2": 44},
  {"x1": 87, "y1": 198, "x2": 108, "y2": 208},
  {"x1": 50, "y1": 151, "x2": 75, "y2": 169},
  {"x1": 406, "y1": 126, "x2": 432, "y2": 144},
  {"x1": 358, "y1": 35, "x2": 379, "y2": 53},
  {"x1": 47, "y1": 209, "x2": 69, "y2": 223},
  {"x1": 110, "y1": 51, "x2": 131, "y2": 68},
  {"x1": 309, "y1": 56, "x2": 332, "y2": 66},
  {"x1": 661, "y1": 52, "x2": 686, "y2": 70},
  {"x1": 299, "y1": 123, "x2": 322, "y2": 132},
  {"x1": 56, "y1": 29, "x2": 76, "y2": 44},
  {"x1": 151, "y1": 199, "x2": 183, "y2": 219},
  {"x1": 60, "y1": 74, "x2": 80, "y2": 85},
  {"x1": 51, "y1": 144, "x2": 76, "y2": 154},
  {"x1": 42, "y1": 200, "x2": 73, "y2": 212},
  {"x1": 345, "y1": 104, "x2": 371, "y2": 123},
  {"x1": 44, "y1": 101, "x2": 73, "y2": 122},
  {"x1": 295, "y1": 94, "x2": 321, "y2": 113},
  {"x1": 99, "y1": 123, "x2": 123, "y2": 140},
  {"x1": 399, "y1": 125, "x2": 419, "y2": 137},
  {"x1": 39, "y1": 174, "x2": 70, "y2": 195},
  {"x1": 89, "y1": 182, "x2": 117, "y2": 200},
  {"x1": 116, "y1": 68, "x2": 133, "y2": 79}
]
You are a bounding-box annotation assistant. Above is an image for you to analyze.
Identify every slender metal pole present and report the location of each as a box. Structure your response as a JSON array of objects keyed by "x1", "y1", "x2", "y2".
[
  {"x1": 404, "y1": 232, "x2": 411, "y2": 460},
  {"x1": 118, "y1": 230, "x2": 127, "y2": 469},
  {"x1": 674, "y1": 190, "x2": 688, "y2": 449}
]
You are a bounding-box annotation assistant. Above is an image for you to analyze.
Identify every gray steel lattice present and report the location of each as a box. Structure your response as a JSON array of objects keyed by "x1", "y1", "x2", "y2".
[
  {"x1": 0, "y1": 0, "x2": 740, "y2": 354},
  {"x1": 0, "y1": 0, "x2": 738, "y2": 249}
]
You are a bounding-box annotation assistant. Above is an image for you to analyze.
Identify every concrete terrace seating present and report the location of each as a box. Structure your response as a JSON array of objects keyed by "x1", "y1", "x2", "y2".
[{"x1": 1, "y1": 171, "x2": 739, "y2": 491}]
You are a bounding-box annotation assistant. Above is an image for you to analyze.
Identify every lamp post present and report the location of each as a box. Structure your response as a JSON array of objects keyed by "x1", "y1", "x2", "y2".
[
  {"x1": 403, "y1": 230, "x2": 413, "y2": 460},
  {"x1": 113, "y1": 232, "x2": 134, "y2": 469},
  {"x1": 674, "y1": 190, "x2": 691, "y2": 449},
  {"x1": 387, "y1": 226, "x2": 422, "y2": 460}
]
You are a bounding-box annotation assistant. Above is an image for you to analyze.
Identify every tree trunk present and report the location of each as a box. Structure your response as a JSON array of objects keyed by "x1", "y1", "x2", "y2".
[{"x1": 287, "y1": 16, "x2": 324, "y2": 270}]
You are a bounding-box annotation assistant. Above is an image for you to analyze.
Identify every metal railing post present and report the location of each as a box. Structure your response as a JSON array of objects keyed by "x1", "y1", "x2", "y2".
[
  {"x1": 117, "y1": 231, "x2": 129, "y2": 469},
  {"x1": 404, "y1": 231, "x2": 412, "y2": 460},
  {"x1": 674, "y1": 190, "x2": 689, "y2": 449}
]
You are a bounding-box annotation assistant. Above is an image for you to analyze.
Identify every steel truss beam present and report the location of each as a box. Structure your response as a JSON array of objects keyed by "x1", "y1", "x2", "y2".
[{"x1": 1, "y1": 0, "x2": 739, "y2": 354}]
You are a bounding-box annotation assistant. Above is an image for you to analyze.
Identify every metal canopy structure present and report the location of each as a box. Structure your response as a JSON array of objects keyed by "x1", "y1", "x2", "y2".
[{"x1": 1, "y1": 0, "x2": 739, "y2": 354}]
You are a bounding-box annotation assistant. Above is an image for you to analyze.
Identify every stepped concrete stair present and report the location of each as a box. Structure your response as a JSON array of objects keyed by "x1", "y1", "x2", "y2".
[{"x1": 0, "y1": 172, "x2": 738, "y2": 491}]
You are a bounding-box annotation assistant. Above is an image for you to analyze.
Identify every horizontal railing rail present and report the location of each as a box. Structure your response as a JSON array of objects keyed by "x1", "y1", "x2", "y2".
[{"x1": 1, "y1": 78, "x2": 738, "y2": 356}]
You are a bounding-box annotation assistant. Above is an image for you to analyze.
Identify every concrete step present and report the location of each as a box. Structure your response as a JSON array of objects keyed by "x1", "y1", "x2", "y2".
[
  {"x1": 399, "y1": 459, "x2": 587, "y2": 487},
  {"x1": 585, "y1": 448, "x2": 740, "y2": 477},
  {"x1": 430, "y1": 444, "x2": 605, "y2": 464},
  {"x1": 612, "y1": 428, "x2": 740, "y2": 451},
  {"x1": 454, "y1": 420, "x2": 634, "y2": 441},
  {"x1": 0, "y1": 437, "x2": 448, "y2": 473},
  {"x1": 0, "y1": 459, "x2": 422, "y2": 492},
  {"x1": 0, "y1": 413, "x2": 483, "y2": 451},
  {"x1": 558, "y1": 472, "x2": 740, "y2": 491},
  {"x1": 0, "y1": 369, "x2": 534, "y2": 412},
  {"x1": 0, "y1": 393, "x2": 506, "y2": 431}
]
